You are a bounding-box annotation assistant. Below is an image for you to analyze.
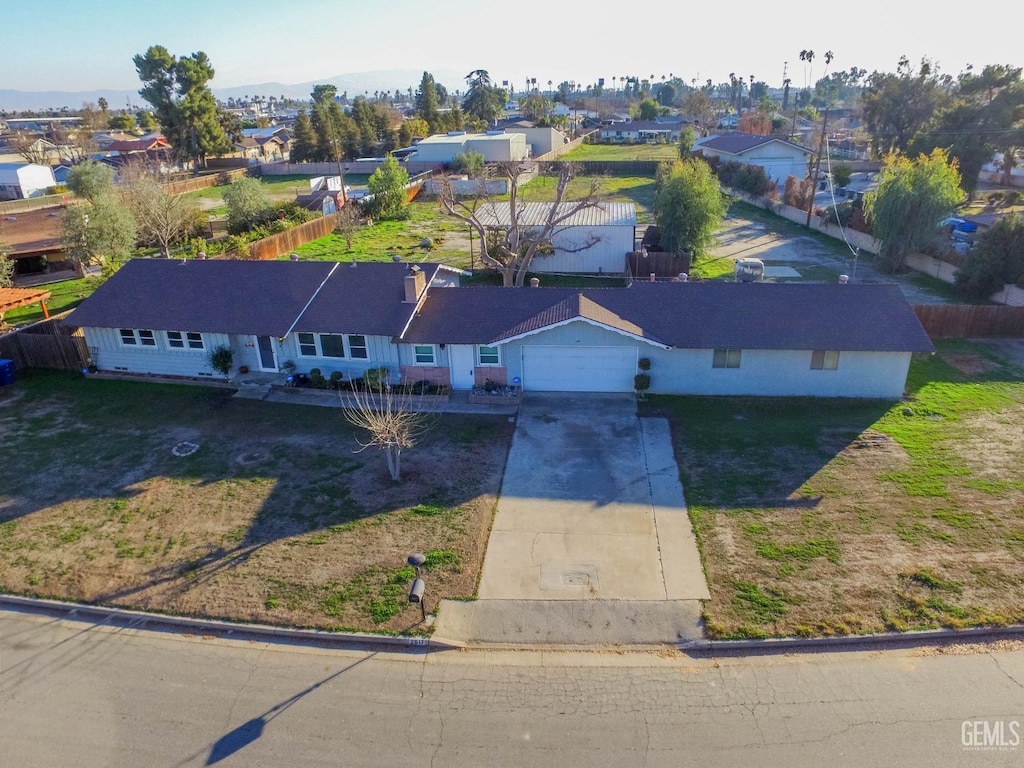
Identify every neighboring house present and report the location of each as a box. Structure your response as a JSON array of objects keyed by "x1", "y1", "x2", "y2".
[
  {"x1": 240, "y1": 127, "x2": 290, "y2": 161},
  {"x1": 93, "y1": 131, "x2": 142, "y2": 151},
  {"x1": 716, "y1": 115, "x2": 740, "y2": 129},
  {"x1": 64, "y1": 259, "x2": 933, "y2": 399},
  {"x1": 0, "y1": 162, "x2": 57, "y2": 199},
  {"x1": 473, "y1": 202, "x2": 637, "y2": 274},
  {"x1": 101, "y1": 135, "x2": 173, "y2": 168},
  {"x1": 233, "y1": 137, "x2": 262, "y2": 160},
  {"x1": 696, "y1": 132, "x2": 813, "y2": 185},
  {"x1": 599, "y1": 120, "x2": 684, "y2": 143},
  {"x1": 410, "y1": 131, "x2": 530, "y2": 164}
]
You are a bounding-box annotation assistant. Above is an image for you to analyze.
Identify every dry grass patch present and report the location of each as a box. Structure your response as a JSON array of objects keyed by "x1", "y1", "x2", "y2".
[
  {"x1": 647, "y1": 340, "x2": 1024, "y2": 639},
  {"x1": 0, "y1": 373, "x2": 514, "y2": 634}
]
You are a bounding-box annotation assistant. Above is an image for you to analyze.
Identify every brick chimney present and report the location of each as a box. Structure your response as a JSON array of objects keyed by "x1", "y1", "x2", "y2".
[{"x1": 404, "y1": 265, "x2": 426, "y2": 302}]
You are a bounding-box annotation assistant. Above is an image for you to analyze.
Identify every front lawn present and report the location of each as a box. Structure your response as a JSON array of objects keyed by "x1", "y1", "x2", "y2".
[
  {"x1": 648, "y1": 339, "x2": 1024, "y2": 638},
  {"x1": 0, "y1": 372, "x2": 513, "y2": 633}
]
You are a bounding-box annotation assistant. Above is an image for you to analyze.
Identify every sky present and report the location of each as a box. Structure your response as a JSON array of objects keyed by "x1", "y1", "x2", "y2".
[{"x1": 3, "y1": 0, "x2": 1022, "y2": 95}]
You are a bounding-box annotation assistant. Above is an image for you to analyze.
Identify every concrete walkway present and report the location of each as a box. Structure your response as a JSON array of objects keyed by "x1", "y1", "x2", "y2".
[{"x1": 434, "y1": 393, "x2": 709, "y2": 647}]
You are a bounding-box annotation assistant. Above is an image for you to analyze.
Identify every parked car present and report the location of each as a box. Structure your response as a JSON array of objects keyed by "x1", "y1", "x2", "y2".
[{"x1": 939, "y1": 216, "x2": 978, "y2": 233}]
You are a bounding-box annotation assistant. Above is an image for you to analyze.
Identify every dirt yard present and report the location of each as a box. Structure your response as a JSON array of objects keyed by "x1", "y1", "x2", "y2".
[{"x1": 0, "y1": 374, "x2": 514, "y2": 633}]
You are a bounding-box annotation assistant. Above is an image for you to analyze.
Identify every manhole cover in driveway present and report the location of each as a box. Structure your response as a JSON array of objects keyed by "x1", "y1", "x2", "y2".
[{"x1": 540, "y1": 564, "x2": 599, "y2": 591}]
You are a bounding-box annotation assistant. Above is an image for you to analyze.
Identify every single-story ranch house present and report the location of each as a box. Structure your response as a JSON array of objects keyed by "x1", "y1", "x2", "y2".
[
  {"x1": 473, "y1": 202, "x2": 637, "y2": 275},
  {"x1": 65, "y1": 259, "x2": 934, "y2": 399},
  {"x1": 695, "y1": 133, "x2": 813, "y2": 185}
]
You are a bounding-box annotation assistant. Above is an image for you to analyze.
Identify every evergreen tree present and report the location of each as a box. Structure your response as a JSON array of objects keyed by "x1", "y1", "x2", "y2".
[
  {"x1": 366, "y1": 155, "x2": 409, "y2": 221},
  {"x1": 653, "y1": 159, "x2": 728, "y2": 259},
  {"x1": 133, "y1": 45, "x2": 231, "y2": 169},
  {"x1": 289, "y1": 109, "x2": 316, "y2": 163}
]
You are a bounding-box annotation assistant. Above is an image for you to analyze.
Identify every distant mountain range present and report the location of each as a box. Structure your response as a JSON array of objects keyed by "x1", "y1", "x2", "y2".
[{"x1": 0, "y1": 69, "x2": 466, "y2": 112}]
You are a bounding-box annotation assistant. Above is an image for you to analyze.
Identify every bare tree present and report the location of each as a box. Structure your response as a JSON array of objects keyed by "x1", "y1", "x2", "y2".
[
  {"x1": 341, "y1": 371, "x2": 442, "y2": 481},
  {"x1": 10, "y1": 131, "x2": 55, "y2": 165},
  {"x1": 436, "y1": 161, "x2": 604, "y2": 287},
  {"x1": 119, "y1": 160, "x2": 201, "y2": 258},
  {"x1": 333, "y1": 202, "x2": 362, "y2": 250}
]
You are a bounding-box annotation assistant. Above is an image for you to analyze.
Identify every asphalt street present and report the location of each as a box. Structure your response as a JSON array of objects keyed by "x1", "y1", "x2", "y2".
[{"x1": 2, "y1": 608, "x2": 1022, "y2": 767}]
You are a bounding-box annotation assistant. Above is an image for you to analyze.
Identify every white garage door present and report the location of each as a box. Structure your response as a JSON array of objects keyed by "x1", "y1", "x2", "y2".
[{"x1": 522, "y1": 346, "x2": 637, "y2": 392}]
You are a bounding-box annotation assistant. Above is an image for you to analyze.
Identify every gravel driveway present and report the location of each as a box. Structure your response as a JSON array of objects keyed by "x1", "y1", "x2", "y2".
[{"x1": 709, "y1": 212, "x2": 953, "y2": 305}]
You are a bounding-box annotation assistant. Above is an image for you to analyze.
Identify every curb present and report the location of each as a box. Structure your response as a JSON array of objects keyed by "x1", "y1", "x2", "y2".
[
  {"x1": 0, "y1": 595, "x2": 462, "y2": 652},
  {"x1": 680, "y1": 624, "x2": 1024, "y2": 654}
]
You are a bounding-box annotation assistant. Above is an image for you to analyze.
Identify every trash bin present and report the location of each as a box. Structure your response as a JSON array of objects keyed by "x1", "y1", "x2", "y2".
[{"x1": 0, "y1": 359, "x2": 14, "y2": 386}]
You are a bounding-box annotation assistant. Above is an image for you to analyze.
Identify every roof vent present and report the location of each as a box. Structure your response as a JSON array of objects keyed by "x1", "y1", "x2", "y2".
[
  {"x1": 678, "y1": 272, "x2": 688, "y2": 282},
  {"x1": 839, "y1": 274, "x2": 850, "y2": 284},
  {"x1": 485, "y1": 130, "x2": 504, "y2": 135},
  {"x1": 649, "y1": 273, "x2": 656, "y2": 283},
  {"x1": 529, "y1": 277, "x2": 540, "y2": 288},
  {"x1": 289, "y1": 252, "x2": 299, "y2": 262},
  {"x1": 350, "y1": 260, "x2": 357, "y2": 268},
  {"x1": 392, "y1": 254, "x2": 403, "y2": 263},
  {"x1": 447, "y1": 131, "x2": 467, "y2": 137}
]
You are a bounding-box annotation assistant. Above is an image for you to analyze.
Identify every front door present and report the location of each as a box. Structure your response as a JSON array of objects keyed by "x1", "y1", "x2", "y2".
[
  {"x1": 255, "y1": 336, "x2": 277, "y2": 371},
  {"x1": 449, "y1": 345, "x2": 476, "y2": 390}
]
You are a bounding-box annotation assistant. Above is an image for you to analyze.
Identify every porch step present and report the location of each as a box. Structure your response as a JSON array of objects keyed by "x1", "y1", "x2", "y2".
[{"x1": 232, "y1": 383, "x2": 271, "y2": 400}]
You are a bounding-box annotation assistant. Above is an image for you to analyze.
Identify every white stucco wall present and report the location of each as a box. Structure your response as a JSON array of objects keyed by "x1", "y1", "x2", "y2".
[{"x1": 498, "y1": 321, "x2": 913, "y2": 398}]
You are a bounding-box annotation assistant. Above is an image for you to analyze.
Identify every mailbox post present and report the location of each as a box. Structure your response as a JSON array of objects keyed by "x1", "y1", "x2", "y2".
[{"x1": 408, "y1": 552, "x2": 426, "y2": 622}]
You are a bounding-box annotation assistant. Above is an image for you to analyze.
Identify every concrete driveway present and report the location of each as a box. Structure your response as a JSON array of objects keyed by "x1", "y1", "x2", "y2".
[{"x1": 434, "y1": 394, "x2": 709, "y2": 646}]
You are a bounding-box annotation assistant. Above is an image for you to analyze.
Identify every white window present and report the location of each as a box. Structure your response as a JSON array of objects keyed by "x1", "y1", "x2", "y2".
[
  {"x1": 414, "y1": 345, "x2": 435, "y2": 364},
  {"x1": 478, "y1": 346, "x2": 500, "y2": 365},
  {"x1": 166, "y1": 331, "x2": 185, "y2": 349},
  {"x1": 185, "y1": 332, "x2": 204, "y2": 350},
  {"x1": 319, "y1": 334, "x2": 346, "y2": 358},
  {"x1": 120, "y1": 329, "x2": 155, "y2": 347},
  {"x1": 712, "y1": 349, "x2": 741, "y2": 369},
  {"x1": 297, "y1": 333, "x2": 317, "y2": 356},
  {"x1": 811, "y1": 350, "x2": 840, "y2": 370},
  {"x1": 348, "y1": 335, "x2": 368, "y2": 359}
]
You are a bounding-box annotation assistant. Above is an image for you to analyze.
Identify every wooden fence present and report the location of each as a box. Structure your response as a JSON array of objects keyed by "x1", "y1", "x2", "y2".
[
  {"x1": 162, "y1": 168, "x2": 249, "y2": 196},
  {"x1": 627, "y1": 251, "x2": 691, "y2": 279},
  {"x1": 0, "y1": 311, "x2": 89, "y2": 371},
  {"x1": 913, "y1": 304, "x2": 1024, "y2": 338},
  {"x1": 235, "y1": 213, "x2": 340, "y2": 260}
]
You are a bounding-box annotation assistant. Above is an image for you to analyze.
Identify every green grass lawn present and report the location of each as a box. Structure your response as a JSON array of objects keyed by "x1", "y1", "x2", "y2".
[
  {"x1": 561, "y1": 143, "x2": 680, "y2": 162},
  {"x1": 646, "y1": 339, "x2": 1024, "y2": 639},
  {"x1": 4, "y1": 276, "x2": 100, "y2": 325}
]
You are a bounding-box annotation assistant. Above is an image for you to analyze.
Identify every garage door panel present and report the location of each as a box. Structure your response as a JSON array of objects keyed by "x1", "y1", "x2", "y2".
[{"x1": 522, "y1": 346, "x2": 637, "y2": 392}]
